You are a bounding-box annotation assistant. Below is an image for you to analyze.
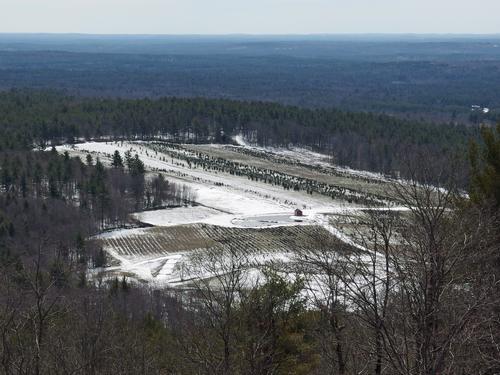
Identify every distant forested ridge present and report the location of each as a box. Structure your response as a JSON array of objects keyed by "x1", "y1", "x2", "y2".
[
  {"x1": 0, "y1": 90, "x2": 477, "y2": 180},
  {"x1": 1, "y1": 35, "x2": 500, "y2": 123}
]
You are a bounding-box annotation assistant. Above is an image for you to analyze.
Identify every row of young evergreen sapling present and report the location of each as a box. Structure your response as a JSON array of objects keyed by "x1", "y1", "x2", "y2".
[
  {"x1": 147, "y1": 142, "x2": 387, "y2": 206},
  {"x1": 223, "y1": 144, "x2": 389, "y2": 184}
]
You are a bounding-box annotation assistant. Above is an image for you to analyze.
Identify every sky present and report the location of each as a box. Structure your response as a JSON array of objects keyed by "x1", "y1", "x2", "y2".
[{"x1": 1, "y1": 0, "x2": 499, "y2": 35}]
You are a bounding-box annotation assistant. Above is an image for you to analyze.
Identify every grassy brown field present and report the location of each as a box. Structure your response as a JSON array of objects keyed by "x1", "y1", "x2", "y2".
[{"x1": 100, "y1": 224, "x2": 338, "y2": 257}]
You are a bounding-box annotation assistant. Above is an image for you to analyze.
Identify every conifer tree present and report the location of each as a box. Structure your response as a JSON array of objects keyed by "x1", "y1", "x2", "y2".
[
  {"x1": 469, "y1": 124, "x2": 500, "y2": 208},
  {"x1": 111, "y1": 150, "x2": 123, "y2": 168}
]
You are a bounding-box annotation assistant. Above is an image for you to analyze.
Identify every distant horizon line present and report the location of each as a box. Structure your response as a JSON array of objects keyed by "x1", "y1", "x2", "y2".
[{"x1": 1, "y1": 32, "x2": 500, "y2": 37}]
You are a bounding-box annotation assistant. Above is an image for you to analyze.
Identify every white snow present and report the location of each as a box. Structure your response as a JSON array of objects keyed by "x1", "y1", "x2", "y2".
[
  {"x1": 232, "y1": 134, "x2": 249, "y2": 147},
  {"x1": 132, "y1": 206, "x2": 231, "y2": 227}
]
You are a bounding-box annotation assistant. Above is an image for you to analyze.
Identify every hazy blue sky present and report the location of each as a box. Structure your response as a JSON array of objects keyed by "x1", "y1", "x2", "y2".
[{"x1": 1, "y1": 0, "x2": 499, "y2": 34}]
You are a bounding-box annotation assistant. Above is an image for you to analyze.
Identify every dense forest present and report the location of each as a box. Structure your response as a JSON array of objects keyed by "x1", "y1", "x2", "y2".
[
  {"x1": 0, "y1": 145, "x2": 197, "y2": 266},
  {"x1": 0, "y1": 90, "x2": 477, "y2": 182},
  {"x1": 1, "y1": 35, "x2": 500, "y2": 122}
]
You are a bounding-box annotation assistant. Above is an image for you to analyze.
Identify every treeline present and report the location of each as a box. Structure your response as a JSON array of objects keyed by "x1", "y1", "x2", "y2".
[{"x1": 0, "y1": 90, "x2": 477, "y2": 180}]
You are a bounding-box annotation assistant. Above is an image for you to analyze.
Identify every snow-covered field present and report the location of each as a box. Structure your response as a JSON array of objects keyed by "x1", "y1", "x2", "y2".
[
  {"x1": 57, "y1": 140, "x2": 406, "y2": 286},
  {"x1": 97, "y1": 224, "x2": 335, "y2": 287},
  {"x1": 132, "y1": 206, "x2": 231, "y2": 227}
]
